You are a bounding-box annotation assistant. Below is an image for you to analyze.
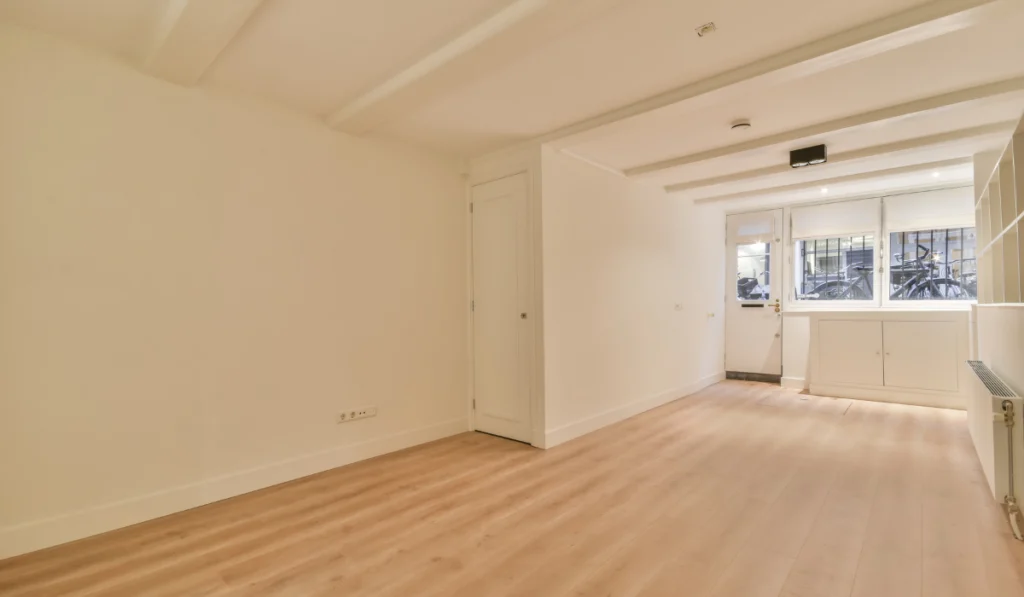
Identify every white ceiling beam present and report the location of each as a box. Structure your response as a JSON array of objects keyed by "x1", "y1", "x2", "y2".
[
  {"x1": 141, "y1": 0, "x2": 265, "y2": 87},
  {"x1": 557, "y1": 149, "x2": 626, "y2": 177},
  {"x1": 326, "y1": 0, "x2": 555, "y2": 130},
  {"x1": 687, "y1": 157, "x2": 973, "y2": 204},
  {"x1": 541, "y1": 0, "x2": 1012, "y2": 149},
  {"x1": 663, "y1": 121, "x2": 1019, "y2": 193},
  {"x1": 625, "y1": 77, "x2": 1024, "y2": 178}
]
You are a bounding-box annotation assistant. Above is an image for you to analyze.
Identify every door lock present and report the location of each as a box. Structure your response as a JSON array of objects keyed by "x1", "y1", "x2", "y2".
[
  {"x1": 773, "y1": 298, "x2": 781, "y2": 314},
  {"x1": 521, "y1": 313, "x2": 528, "y2": 319}
]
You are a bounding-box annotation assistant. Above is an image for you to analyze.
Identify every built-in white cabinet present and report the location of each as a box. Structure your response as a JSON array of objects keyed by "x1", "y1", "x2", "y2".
[
  {"x1": 809, "y1": 311, "x2": 969, "y2": 409},
  {"x1": 818, "y1": 320, "x2": 883, "y2": 386},
  {"x1": 881, "y1": 321, "x2": 959, "y2": 392}
]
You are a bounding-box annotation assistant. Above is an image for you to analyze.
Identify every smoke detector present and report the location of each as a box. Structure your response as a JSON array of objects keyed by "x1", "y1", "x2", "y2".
[
  {"x1": 731, "y1": 120, "x2": 752, "y2": 131},
  {"x1": 695, "y1": 22, "x2": 717, "y2": 37}
]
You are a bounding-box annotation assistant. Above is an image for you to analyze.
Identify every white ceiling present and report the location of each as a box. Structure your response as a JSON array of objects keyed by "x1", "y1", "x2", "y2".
[
  {"x1": 372, "y1": 0, "x2": 934, "y2": 151},
  {"x1": 567, "y1": 16, "x2": 1024, "y2": 172},
  {"x1": 2, "y1": 0, "x2": 1023, "y2": 209},
  {"x1": 203, "y1": 0, "x2": 519, "y2": 116}
]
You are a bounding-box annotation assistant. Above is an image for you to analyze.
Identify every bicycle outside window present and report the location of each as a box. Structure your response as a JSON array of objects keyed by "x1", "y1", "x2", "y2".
[{"x1": 887, "y1": 228, "x2": 977, "y2": 301}]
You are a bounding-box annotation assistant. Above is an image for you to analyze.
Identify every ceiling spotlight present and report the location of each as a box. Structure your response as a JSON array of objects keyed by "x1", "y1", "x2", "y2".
[
  {"x1": 821, "y1": 187, "x2": 829, "y2": 195},
  {"x1": 731, "y1": 120, "x2": 752, "y2": 131},
  {"x1": 932, "y1": 171, "x2": 941, "y2": 178},
  {"x1": 791, "y1": 144, "x2": 827, "y2": 168}
]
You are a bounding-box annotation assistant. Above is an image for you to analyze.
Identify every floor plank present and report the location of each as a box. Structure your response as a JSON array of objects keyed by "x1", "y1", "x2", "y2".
[{"x1": 2, "y1": 381, "x2": 1023, "y2": 597}]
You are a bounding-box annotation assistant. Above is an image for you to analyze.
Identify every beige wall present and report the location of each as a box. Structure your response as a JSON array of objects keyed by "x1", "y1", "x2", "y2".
[
  {"x1": 0, "y1": 26, "x2": 468, "y2": 557},
  {"x1": 540, "y1": 148, "x2": 725, "y2": 447}
]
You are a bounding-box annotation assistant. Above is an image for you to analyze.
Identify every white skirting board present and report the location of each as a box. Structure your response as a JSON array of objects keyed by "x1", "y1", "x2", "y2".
[
  {"x1": 809, "y1": 383, "x2": 965, "y2": 410},
  {"x1": 543, "y1": 372, "x2": 726, "y2": 449},
  {"x1": 781, "y1": 377, "x2": 808, "y2": 390},
  {"x1": 0, "y1": 417, "x2": 469, "y2": 560}
]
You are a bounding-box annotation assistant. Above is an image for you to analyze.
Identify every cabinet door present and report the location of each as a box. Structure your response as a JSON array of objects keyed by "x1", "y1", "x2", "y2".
[
  {"x1": 882, "y1": 321, "x2": 958, "y2": 392},
  {"x1": 818, "y1": 320, "x2": 883, "y2": 386}
]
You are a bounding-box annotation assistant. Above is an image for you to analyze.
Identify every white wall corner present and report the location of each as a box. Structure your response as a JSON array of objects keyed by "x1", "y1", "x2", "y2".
[
  {"x1": 0, "y1": 418, "x2": 468, "y2": 560},
  {"x1": 468, "y1": 143, "x2": 543, "y2": 186},
  {"x1": 543, "y1": 372, "x2": 725, "y2": 449}
]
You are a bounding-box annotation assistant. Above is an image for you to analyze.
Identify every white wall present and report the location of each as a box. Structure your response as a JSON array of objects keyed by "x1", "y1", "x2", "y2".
[
  {"x1": 976, "y1": 307, "x2": 1024, "y2": 394},
  {"x1": 0, "y1": 26, "x2": 468, "y2": 558},
  {"x1": 782, "y1": 313, "x2": 811, "y2": 389},
  {"x1": 540, "y1": 147, "x2": 725, "y2": 447},
  {"x1": 975, "y1": 310, "x2": 1024, "y2": 397}
]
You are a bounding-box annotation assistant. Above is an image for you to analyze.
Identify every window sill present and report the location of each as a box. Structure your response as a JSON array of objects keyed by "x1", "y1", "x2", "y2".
[{"x1": 785, "y1": 303, "x2": 973, "y2": 314}]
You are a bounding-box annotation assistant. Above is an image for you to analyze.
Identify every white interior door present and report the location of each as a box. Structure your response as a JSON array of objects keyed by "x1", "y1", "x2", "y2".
[
  {"x1": 725, "y1": 210, "x2": 783, "y2": 377},
  {"x1": 471, "y1": 174, "x2": 532, "y2": 443}
]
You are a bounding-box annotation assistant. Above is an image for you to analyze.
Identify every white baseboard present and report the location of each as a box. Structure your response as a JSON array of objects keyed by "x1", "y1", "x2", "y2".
[
  {"x1": 0, "y1": 417, "x2": 469, "y2": 560},
  {"x1": 809, "y1": 383, "x2": 965, "y2": 410},
  {"x1": 781, "y1": 376, "x2": 808, "y2": 390},
  {"x1": 544, "y1": 372, "x2": 725, "y2": 449}
]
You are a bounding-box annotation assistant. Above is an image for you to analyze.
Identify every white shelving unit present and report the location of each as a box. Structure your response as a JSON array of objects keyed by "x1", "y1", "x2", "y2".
[{"x1": 977, "y1": 118, "x2": 1024, "y2": 305}]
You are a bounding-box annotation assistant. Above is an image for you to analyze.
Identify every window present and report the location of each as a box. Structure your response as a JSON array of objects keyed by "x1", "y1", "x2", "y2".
[
  {"x1": 736, "y1": 242, "x2": 770, "y2": 301},
  {"x1": 888, "y1": 228, "x2": 977, "y2": 300},
  {"x1": 795, "y1": 235, "x2": 875, "y2": 301}
]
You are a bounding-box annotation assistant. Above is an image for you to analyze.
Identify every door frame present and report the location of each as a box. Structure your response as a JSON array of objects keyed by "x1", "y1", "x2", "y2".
[{"x1": 467, "y1": 153, "x2": 545, "y2": 447}]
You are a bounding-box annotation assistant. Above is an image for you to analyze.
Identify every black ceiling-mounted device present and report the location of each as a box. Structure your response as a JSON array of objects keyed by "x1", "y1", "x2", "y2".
[{"x1": 790, "y1": 144, "x2": 827, "y2": 168}]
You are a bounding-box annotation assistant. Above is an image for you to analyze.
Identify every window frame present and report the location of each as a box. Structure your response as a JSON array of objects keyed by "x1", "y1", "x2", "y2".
[
  {"x1": 780, "y1": 190, "x2": 977, "y2": 312},
  {"x1": 789, "y1": 232, "x2": 881, "y2": 310}
]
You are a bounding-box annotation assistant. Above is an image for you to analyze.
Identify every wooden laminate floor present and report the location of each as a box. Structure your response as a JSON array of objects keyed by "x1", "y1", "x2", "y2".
[{"x1": 2, "y1": 381, "x2": 1024, "y2": 596}]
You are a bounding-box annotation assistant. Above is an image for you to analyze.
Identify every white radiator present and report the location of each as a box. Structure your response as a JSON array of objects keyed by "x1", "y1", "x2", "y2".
[{"x1": 966, "y1": 361, "x2": 1023, "y2": 540}]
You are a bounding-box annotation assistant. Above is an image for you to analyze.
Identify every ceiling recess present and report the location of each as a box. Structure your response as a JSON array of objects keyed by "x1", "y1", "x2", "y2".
[{"x1": 695, "y1": 22, "x2": 717, "y2": 38}]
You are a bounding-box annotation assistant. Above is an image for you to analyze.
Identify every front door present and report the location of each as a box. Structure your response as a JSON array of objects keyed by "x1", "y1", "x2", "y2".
[
  {"x1": 725, "y1": 210, "x2": 783, "y2": 379},
  {"x1": 471, "y1": 174, "x2": 533, "y2": 443}
]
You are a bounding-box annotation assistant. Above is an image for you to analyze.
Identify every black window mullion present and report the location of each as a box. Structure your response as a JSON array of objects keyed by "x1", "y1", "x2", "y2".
[
  {"x1": 826, "y1": 238, "x2": 831, "y2": 293},
  {"x1": 944, "y1": 229, "x2": 949, "y2": 280},
  {"x1": 929, "y1": 229, "x2": 934, "y2": 286},
  {"x1": 960, "y1": 227, "x2": 965, "y2": 287},
  {"x1": 810, "y1": 241, "x2": 816, "y2": 296}
]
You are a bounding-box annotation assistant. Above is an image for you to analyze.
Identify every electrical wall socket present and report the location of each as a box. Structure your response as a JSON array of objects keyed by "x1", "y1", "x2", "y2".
[{"x1": 337, "y1": 406, "x2": 377, "y2": 424}]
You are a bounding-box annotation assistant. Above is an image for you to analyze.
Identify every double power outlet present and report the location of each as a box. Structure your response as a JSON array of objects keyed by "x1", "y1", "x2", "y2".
[{"x1": 337, "y1": 406, "x2": 377, "y2": 424}]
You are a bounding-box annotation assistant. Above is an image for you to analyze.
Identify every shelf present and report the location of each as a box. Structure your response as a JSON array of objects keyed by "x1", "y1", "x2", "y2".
[
  {"x1": 975, "y1": 117, "x2": 1024, "y2": 307},
  {"x1": 1004, "y1": 225, "x2": 1021, "y2": 304}
]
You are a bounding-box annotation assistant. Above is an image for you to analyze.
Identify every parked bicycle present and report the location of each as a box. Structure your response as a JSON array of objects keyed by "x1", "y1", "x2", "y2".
[
  {"x1": 803, "y1": 244, "x2": 972, "y2": 300},
  {"x1": 890, "y1": 244, "x2": 971, "y2": 299}
]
